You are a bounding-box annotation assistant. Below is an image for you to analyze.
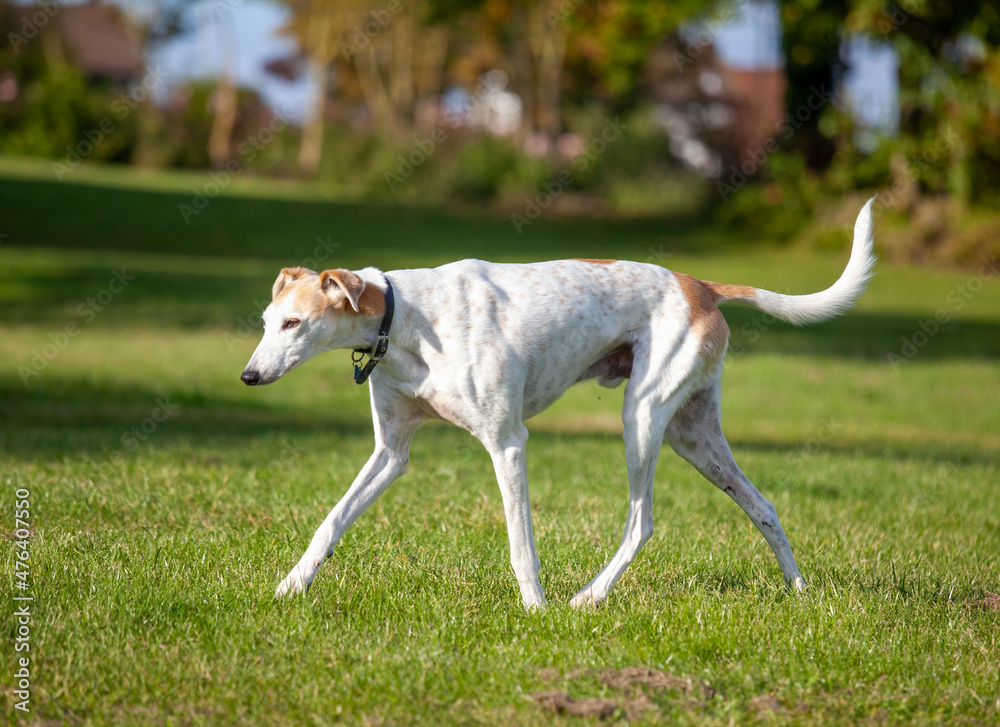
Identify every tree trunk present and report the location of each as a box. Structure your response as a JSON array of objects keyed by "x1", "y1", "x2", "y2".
[
  {"x1": 208, "y1": 71, "x2": 238, "y2": 168},
  {"x1": 527, "y1": 0, "x2": 567, "y2": 139},
  {"x1": 415, "y1": 24, "x2": 449, "y2": 134},
  {"x1": 510, "y1": 6, "x2": 536, "y2": 139},
  {"x1": 388, "y1": 2, "x2": 414, "y2": 136},
  {"x1": 298, "y1": 58, "x2": 329, "y2": 176},
  {"x1": 355, "y1": 45, "x2": 398, "y2": 137},
  {"x1": 208, "y1": 19, "x2": 238, "y2": 168},
  {"x1": 298, "y1": 11, "x2": 334, "y2": 176}
]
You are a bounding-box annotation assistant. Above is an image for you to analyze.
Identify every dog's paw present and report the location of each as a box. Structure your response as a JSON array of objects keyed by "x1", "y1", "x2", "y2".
[
  {"x1": 792, "y1": 575, "x2": 808, "y2": 592},
  {"x1": 569, "y1": 588, "x2": 600, "y2": 609},
  {"x1": 275, "y1": 571, "x2": 307, "y2": 599}
]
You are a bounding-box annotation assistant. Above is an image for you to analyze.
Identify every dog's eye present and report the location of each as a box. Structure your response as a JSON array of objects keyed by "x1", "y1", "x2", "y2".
[{"x1": 282, "y1": 318, "x2": 300, "y2": 331}]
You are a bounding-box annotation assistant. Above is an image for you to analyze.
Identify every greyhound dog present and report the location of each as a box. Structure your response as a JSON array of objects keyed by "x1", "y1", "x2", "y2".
[{"x1": 241, "y1": 199, "x2": 876, "y2": 609}]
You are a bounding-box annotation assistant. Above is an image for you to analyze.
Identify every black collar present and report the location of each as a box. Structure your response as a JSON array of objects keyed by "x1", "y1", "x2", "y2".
[{"x1": 352, "y1": 276, "x2": 394, "y2": 385}]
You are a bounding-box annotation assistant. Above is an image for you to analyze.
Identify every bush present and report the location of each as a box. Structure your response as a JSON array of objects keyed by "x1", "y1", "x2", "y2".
[
  {"x1": 447, "y1": 136, "x2": 527, "y2": 203},
  {"x1": 714, "y1": 152, "x2": 821, "y2": 240},
  {"x1": 0, "y1": 67, "x2": 138, "y2": 164}
]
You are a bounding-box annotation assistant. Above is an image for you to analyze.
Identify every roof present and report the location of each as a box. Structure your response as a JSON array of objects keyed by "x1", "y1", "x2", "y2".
[{"x1": 8, "y1": 2, "x2": 142, "y2": 79}]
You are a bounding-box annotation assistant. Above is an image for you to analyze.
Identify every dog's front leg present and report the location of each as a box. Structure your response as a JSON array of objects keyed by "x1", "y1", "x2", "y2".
[
  {"x1": 485, "y1": 426, "x2": 547, "y2": 610},
  {"x1": 276, "y1": 408, "x2": 423, "y2": 598}
]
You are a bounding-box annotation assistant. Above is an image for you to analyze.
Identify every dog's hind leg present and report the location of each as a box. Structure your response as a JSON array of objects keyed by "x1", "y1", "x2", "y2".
[
  {"x1": 275, "y1": 390, "x2": 425, "y2": 598},
  {"x1": 664, "y1": 376, "x2": 807, "y2": 590},
  {"x1": 570, "y1": 328, "x2": 703, "y2": 608}
]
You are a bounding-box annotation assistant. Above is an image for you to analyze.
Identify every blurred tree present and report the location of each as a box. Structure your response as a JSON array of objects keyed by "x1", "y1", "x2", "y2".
[
  {"x1": 563, "y1": 0, "x2": 704, "y2": 109},
  {"x1": 282, "y1": 0, "x2": 453, "y2": 173},
  {"x1": 208, "y1": 15, "x2": 240, "y2": 168},
  {"x1": 776, "y1": 0, "x2": 849, "y2": 169},
  {"x1": 778, "y1": 0, "x2": 1000, "y2": 204},
  {"x1": 280, "y1": 0, "x2": 705, "y2": 156}
]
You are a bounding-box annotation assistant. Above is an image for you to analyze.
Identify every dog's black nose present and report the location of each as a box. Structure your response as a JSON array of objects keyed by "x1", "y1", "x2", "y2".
[{"x1": 241, "y1": 370, "x2": 260, "y2": 386}]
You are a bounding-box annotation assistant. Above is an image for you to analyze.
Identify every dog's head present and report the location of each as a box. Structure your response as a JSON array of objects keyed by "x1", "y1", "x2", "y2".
[{"x1": 240, "y1": 267, "x2": 384, "y2": 385}]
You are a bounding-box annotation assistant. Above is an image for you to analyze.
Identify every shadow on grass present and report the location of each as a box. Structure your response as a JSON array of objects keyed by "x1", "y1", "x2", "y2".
[
  {"x1": 662, "y1": 565, "x2": 989, "y2": 605},
  {"x1": 0, "y1": 174, "x2": 718, "y2": 267},
  {"x1": 0, "y1": 375, "x2": 370, "y2": 460},
  {"x1": 2, "y1": 376, "x2": 994, "y2": 467},
  {"x1": 721, "y1": 306, "x2": 1000, "y2": 361}
]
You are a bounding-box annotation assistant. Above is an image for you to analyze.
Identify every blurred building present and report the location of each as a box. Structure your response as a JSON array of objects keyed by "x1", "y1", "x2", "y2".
[
  {"x1": 5, "y1": 1, "x2": 143, "y2": 83},
  {"x1": 646, "y1": 36, "x2": 786, "y2": 178}
]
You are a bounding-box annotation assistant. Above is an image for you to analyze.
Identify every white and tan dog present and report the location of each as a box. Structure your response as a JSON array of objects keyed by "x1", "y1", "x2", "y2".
[{"x1": 241, "y1": 199, "x2": 876, "y2": 609}]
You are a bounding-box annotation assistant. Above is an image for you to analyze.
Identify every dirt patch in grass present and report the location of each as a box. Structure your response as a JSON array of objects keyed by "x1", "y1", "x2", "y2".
[
  {"x1": 598, "y1": 666, "x2": 715, "y2": 700},
  {"x1": 533, "y1": 666, "x2": 714, "y2": 720},
  {"x1": 971, "y1": 592, "x2": 1000, "y2": 612},
  {"x1": 533, "y1": 691, "x2": 623, "y2": 719},
  {"x1": 748, "y1": 694, "x2": 784, "y2": 715}
]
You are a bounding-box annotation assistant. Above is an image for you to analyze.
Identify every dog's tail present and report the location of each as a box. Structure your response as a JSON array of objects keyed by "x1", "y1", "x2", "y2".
[{"x1": 704, "y1": 197, "x2": 877, "y2": 325}]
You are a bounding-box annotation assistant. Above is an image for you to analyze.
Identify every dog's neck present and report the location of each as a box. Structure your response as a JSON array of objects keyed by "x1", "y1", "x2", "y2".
[{"x1": 326, "y1": 271, "x2": 400, "y2": 375}]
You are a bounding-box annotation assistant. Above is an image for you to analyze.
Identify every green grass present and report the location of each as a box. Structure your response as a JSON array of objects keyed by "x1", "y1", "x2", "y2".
[{"x1": 1, "y1": 160, "x2": 998, "y2": 726}]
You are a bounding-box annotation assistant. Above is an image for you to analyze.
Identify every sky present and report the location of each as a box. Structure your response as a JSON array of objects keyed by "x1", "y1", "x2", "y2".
[{"x1": 150, "y1": 0, "x2": 312, "y2": 120}]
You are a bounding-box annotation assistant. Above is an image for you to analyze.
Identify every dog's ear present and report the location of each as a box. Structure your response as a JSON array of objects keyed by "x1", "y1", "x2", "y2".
[
  {"x1": 272, "y1": 267, "x2": 316, "y2": 300},
  {"x1": 320, "y1": 269, "x2": 366, "y2": 313}
]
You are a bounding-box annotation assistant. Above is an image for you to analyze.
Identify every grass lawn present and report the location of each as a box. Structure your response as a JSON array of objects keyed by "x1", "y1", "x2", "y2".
[{"x1": 1, "y1": 159, "x2": 998, "y2": 725}]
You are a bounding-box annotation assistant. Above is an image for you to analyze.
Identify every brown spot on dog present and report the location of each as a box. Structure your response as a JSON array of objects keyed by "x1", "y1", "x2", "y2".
[
  {"x1": 673, "y1": 273, "x2": 717, "y2": 324},
  {"x1": 572, "y1": 258, "x2": 618, "y2": 264},
  {"x1": 319, "y1": 269, "x2": 386, "y2": 317},
  {"x1": 702, "y1": 281, "x2": 758, "y2": 304},
  {"x1": 675, "y1": 273, "x2": 730, "y2": 363},
  {"x1": 271, "y1": 268, "x2": 386, "y2": 320},
  {"x1": 355, "y1": 282, "x2": 387, "y2": 317},
  {"x1": 271, "y1": 266, "x2": 316, "y2": 300},
  {"x1": 276, "y1": 278, "x2": 335, "y2": 319}
]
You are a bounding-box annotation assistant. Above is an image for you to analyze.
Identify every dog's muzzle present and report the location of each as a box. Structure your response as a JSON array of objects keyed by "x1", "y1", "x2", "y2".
[{"x1": 240, "y1": 370, "x2": 260, "y2": 386}]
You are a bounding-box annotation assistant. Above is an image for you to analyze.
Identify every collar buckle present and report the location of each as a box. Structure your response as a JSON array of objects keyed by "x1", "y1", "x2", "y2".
[
  {"x1": 371, "y1": 334, "x2": 390, "y2": 361},
  {"x1": 352, "y1": 275, "x2": 395, "y2": 385}
]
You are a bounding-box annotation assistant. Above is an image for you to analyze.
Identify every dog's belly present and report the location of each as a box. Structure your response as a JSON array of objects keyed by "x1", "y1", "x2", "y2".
[{"x1": 519, "y1": 340, "x2": 635, "y2": 418}]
